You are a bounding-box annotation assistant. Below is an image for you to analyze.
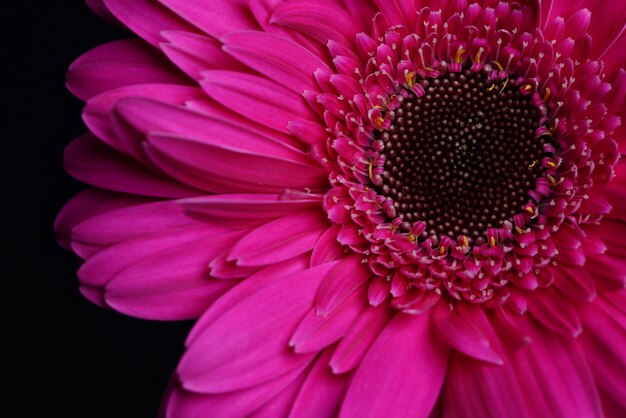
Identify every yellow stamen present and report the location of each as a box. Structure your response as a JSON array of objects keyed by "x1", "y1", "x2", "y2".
[
  {"x1": 515, "y1": 226, "x2": 524, "y2": 234},
  {"x1": 524, "y1": 84, "x2": 533, "y2": 92},
  {"x1": 439, "y1": 246, "x2": 446, "y2": 255},
  {"x1": 368, "y1": 159, "x2": 374, "y2": 181},
  {"x1": 489, "y1": 236, "x2": 496, "y2": 247},
  {"x1": 499, "y1": 77, "x2": 509, "y2": 95},
  {"x1": 487, "y1": 84, "x2": 496, "y2": 91},
  {"x1": 525, "y1": 206, "x2": 535, "y2": 216},
  {"x1": 374, "y1": 117, "x2": 385, "y2": 129},
  {"x1": 406, "y1": 71, "x2": 417, "y2": 88},
  {"x1": 492, "y1": 61, "x2": 504, "y2": 71},
  {"x1": 542, "y1": 87, "x2": 551, "y2": 101},
  {"x1": 460, "y1": 235, "x2": 469, "y2": 247},
  {"x1": 547, "y1": 174, "x2": 556, "y2": 185},
  {"x1": 528, "y1": 160, "x2": 538, "y2": 169},
  {"x1": 454, "y1": 46, "x2": 466, "y2": 64},
  {"x1": 408, "y1": 234, "x2": 417, "y2": 242},
  {"x1": 547, "y1": 161, "x2": 557, "y2": 168}
]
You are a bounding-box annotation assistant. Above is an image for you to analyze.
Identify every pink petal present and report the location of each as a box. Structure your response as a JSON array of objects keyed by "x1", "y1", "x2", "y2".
[
  {"x1": 290, "y1": 285, "x2": 366, "y2": 353},
  {"x1": 67, "y1": 39, "x2": 190, "y2": 101},
  {"x1": 114, "y1": 97, "x2": 308, "y2": 160},
  {"x1": 186, "y1": 256, "x2": 310, "y2": 346},
  {"x1": 228, "y1": 210, "x2": 328, "y2": 266},
  {"x1": 64, "y1": 133, "x2": 198, "y2": 198},
  {"x1": 103, "y1": 0, "x2": 201, "y2": 46},
  {"x1": 71, "y1": 200, "x2": 193, "y2": 249},
  {"x1": 146, "y1": 132, "x2": 328, "y2": 193},
  {"x1": 200, "y1": 70, "x2": 316, "y2": 134},
  {"x1": 160, "y1": 31, "x2": 246, "y2": 81},
  {"x1": 311, "y1": 225, "x2": 347, "y2": 267},
  {"x1": 78, "y1": 224, "x2": 231, "y2": 290},
  {"x1": 249, "y1": 367, "x2": 309, "y2": 418},
  {"x1": 552, "y1": 265, "x2": 596, "y2": 302},
  {"x1": 166, "y1": 366, "x2": 307, "y2": 418},
  {"x1": 288, "y1": 348, "x2": 349, "y2": 418},
  {"x1": 86, "y1": 0, "x2": 119, "y2": 24},
  {"x1": 579, "y1": 295, "x2": 626, "y2": 417},
  {"x1": 159, "y1": 0, "x2": 258, "y2": 39},
  {"x1": 271, "y1": 0, "x2": 360, "y2": 46},
  {"x1": 527, "y1": 288, "x2": 583, "y2": 336},
  {"x1": 222, "y1": 31, "x2": 330, "y2": 93},
  {"x1": 179, "y1": 193, "x2": 322, "y2": 220},
  {"x1": 55, "y1": 188, "x2": 148, "y2": 250},
  {"x1": 339, "y1": 312, "x2": 449, "y2": 418},
  {"x1": 431, "y1": 302, "x2": 503, "y2": 365},
  {"x1": 178, "y1": 262, "x2": 338, "y2": 393},
  {"x1": 83, "y1": 84, "x2": 205, "y2": 158},
  {"x1": 509, "y1": 327, "x2": 603, "y2": 417},
  {"x1": 104, "y1": 232, "x2": 244, "y2": 320},
  {"x1": 316, "y1": 254, "x2": 371, "y2": 316},
  {"x1": 329, "y1": 303, "x2": 394, "y2": 373}
]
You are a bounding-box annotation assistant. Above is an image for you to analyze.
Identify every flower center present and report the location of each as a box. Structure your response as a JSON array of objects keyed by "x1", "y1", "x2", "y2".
[{"x1": 376, "y1": 67, "x2": 549, "y2": 245}]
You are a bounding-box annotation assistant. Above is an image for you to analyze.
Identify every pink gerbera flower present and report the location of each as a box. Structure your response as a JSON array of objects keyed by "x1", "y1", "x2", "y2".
[{"x1": 57, "y1": 0, "x2": 626, "y2": 416}]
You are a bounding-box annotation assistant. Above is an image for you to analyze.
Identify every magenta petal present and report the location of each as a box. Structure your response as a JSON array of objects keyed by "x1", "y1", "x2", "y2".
[
  {"x1": 431, "y1": 302, "x2": 503, "y2": 365},
  {"x1": 159, "y1": 0, "x2": 258, "y2": 39},
  {"x1": 83, "y1": 84, "x2": 205, "y2": 158},
  {"x1": 249, "y1": 367, "x2": 309, "y2": 418},
  {"x1": 178, "y1": 262, "x2": 338, "y2": 393},
  {"x1": 271, "y1": 0, "x2": 360, "y2": 46},
  {"x1": 527, "y1": 289, "x2": 582, "y2": 336},
  {"x1": 186, "y1": 256, "x2": 310, "y2": 346},
  {"x1": 103, "y1": 0, "x2": 200, "y2": 45},
  {"x1": 55, "y1": 189, "x2": 148, "y2": 250},
  {"x1": 316, "y1": 254, "x2": 371, "y2": 316},
  {"x1": 311, "y1": 225, "x2": 346, "y2": 266},
  {"x1": 200, "y1": 70, "x2": 316, "y2": 134},
  {"x1": 86, "y1": 0, "x2": 119, "y2": 24},
  {"x1": 288, "y1": 348, "x2": 349, "y2": 418},
  {"x1": 509, "y1": 328, "x2": 603, "y2": 418},
  {"x1": 67, "y1": 39, "x2": 190, "y2": 101},
  {"x1": 579, "y1": 296, "x2": 626, "y2": 417},
  {"x1": 339, "y1": 312, "x2": 449, "y2": 418},
  {"x1": 166, "y1": 366, "x2": 307, "y2": 418},
  {"x1": 179, "y1": 193, "x2": 322, "y2": 220},
  {"x1": 146, "y1": 132, "x2": 329, "y2": 193},
  {"x1": 65, "y1": 133, "x2": 198, "y2": 198},
  {"x1": 228, "y1": 210, "x2": 328, "y2": 266},
  {"x1": 160, "y1": 31, "x2": 246, "y2": 81},
  {"x1": 222, "y1": 31, "x2": 330, "y2": 93},
  {"x1": 290, "y1": 286, "x2": 365, "y2": 354}
]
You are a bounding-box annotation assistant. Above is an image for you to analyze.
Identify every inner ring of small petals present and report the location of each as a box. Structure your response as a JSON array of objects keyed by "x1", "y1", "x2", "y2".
[{"x1": 373, "y1": 67, "x2": 551, "y2": 245}]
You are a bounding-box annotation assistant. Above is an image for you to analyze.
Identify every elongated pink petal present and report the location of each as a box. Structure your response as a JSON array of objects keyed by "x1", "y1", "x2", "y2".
[
  {"x1": 288, "y1": 348, "x2": 349, "y2": 418},
  {"x1": 166, "y1": 366, "x2": 307, "y2": 418},
  {"x1": 179, "y1": 193, "x2": 322, "y2": 220},
  {"x1": 71, "y1": 200, "x2": 193, "y2": 249},
  {"x1": 83, "y1": 84, "x2": 205, "y2": 158},
  {"x1": 271, "y1": 0, "x2": 360, "y2": 46},
  {"x1": 178, "y1": 262, "x2": 337, "y2": 393},
  {"x1": 311, "y1": 225, "x2": 347, "y2": 266},
  {"x1": 147, "y1": 133, "x2": 329, "y2": 192},
  {"x1": 431, "y1": 302, "x2": 503, "y2": 365},
  {"x1": 527, "y1": 289, "x2": 582, "y2": 336},
  {"x1": 200, "y1": 71, "x2": 316, "y2": 134},
  {"x1": 86, "y1": 0, "x2": 119, "y2": 24},
  {"x1": 290, "y1": 285, "x2": 366, "y2": 353},
  {"x1": 65, "y1": 133, "x2": 198, "y2": 198},
  {"x1": 222, "y1": 31, "x2": 330, "y2": 93},
  {"x1": 579, "y1": 296, "x2": 626, "y2": 417},
  {"x1": 55, "y1": 188, "x2": 149, "y2": 250},
  {"x1": 249, "y1": 367, "x2": 309, "y2": 418},
  {"x1": 316, "y1": 254, "x2": 371, "y2": 316},
  {"x1": 78, "y1": 224, "x2": 232, "y2": 289},
  {"x1": 160, "y1": 31, "x2": 246, "y2": 81},
  {"x1": 67, "y1": 39, "x2": 190, "y2": 101},
  {"x1": 228, "y1": 210, "x2": 328, "y2": 266},
  {"x1": 339, "y1": 312, "x2": 449, "y2": 418},
  {"x1": 186, "y1": 256, "x2": 310, "y2": 346},
  {"x1": 103, "y1": 0, "x2": 200, "y2": 45},
  {"x1": 159, "y1": 0, "x2": 259, "y2": 39}
]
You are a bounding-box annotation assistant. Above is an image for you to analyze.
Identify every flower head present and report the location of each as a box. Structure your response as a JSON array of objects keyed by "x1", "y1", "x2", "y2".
[{"x1": 59, "y1": 0, "x2": 625, "y2": 416}]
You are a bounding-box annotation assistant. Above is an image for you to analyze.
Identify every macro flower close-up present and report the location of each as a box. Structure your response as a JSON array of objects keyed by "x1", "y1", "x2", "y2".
[{"x1": 55, "y1": 0, "x2": 625, "y2": 416}]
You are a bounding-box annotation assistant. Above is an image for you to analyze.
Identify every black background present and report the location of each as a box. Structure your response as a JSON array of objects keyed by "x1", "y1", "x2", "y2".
[{"x1": 4, "y1": 1, "x2": 191, "y2": 417}]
